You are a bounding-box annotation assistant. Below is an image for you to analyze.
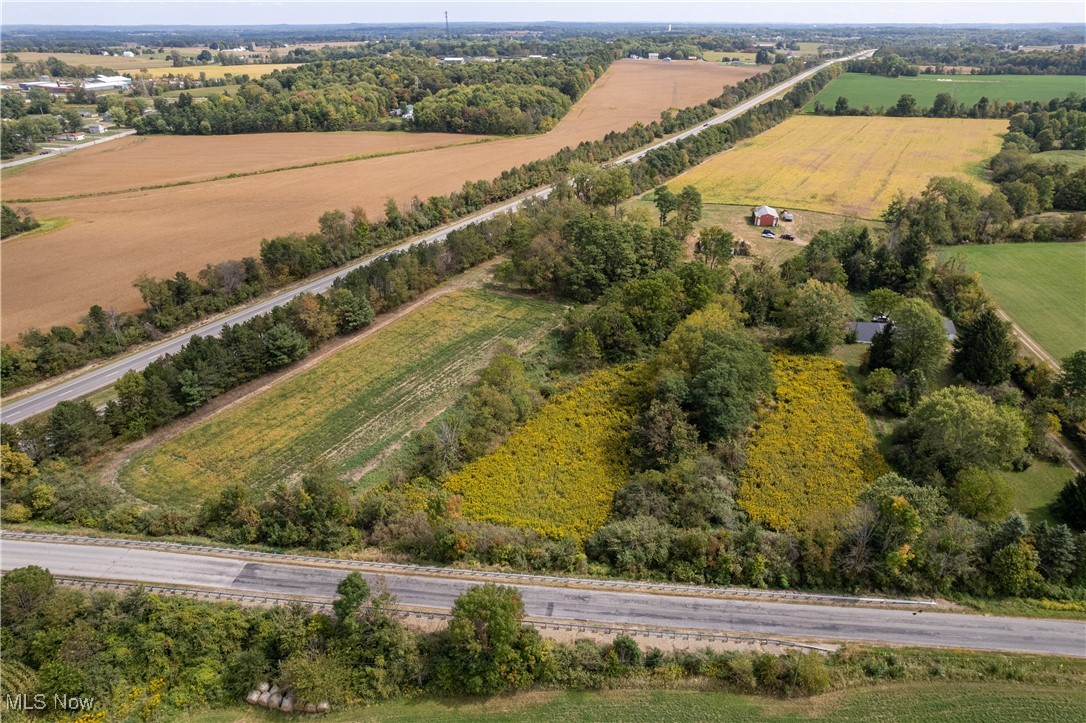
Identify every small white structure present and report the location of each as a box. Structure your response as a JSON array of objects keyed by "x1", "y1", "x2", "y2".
[
  {"x1": 56, "y1": 132, "x2": 86, "y2": 141},
  {"x1": 85, "y1": 123, "x2": 106, "y2": 133},
  {"x1": 441, "y1": 57, "x2": 465, "y2": 64},
  {"x1": 647, "y1": 52, "x2": 660, "y2": 60},
  {"x1": 122, "y1": 51, "x2": 135, "y2": 58}
]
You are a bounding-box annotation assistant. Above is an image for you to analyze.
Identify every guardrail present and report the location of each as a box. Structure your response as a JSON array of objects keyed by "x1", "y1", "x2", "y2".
[
  {"x1": 49, "y1": 575, "x2": 833, "y2": 653},
  {"x1": 2, "y1": 531, "x2": 936, "y2": 607}
]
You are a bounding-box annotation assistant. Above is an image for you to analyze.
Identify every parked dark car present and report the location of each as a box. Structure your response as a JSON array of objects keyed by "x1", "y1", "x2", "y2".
[{"x1": 781, "y1": 233, "x2": 795, "y2": 240}]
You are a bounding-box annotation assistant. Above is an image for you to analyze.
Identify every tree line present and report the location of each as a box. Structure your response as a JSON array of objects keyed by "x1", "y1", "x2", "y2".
[
  {"x1": 1, "y1": 57, "x2": 825, "y2": 392},
  {"x1": 813, "y1": 90, "x2": 1086, "y2": 125},
  {"x1": 866, "y1": 45, "x2": 1086, "y2": 75}
]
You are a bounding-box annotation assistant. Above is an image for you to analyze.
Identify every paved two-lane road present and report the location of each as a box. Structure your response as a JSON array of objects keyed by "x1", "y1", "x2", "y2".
[
  {"x1": 2, "y1": 538, "x2": 1083, "y2": 657},
  {"x1": 1, "y1": 51, "x2": 870, "y2": 424}
]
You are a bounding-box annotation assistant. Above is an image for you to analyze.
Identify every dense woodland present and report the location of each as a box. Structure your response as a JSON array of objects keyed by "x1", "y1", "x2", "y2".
[{"x1": 133, "y1": 53, "x2": 613, "y2": 135}]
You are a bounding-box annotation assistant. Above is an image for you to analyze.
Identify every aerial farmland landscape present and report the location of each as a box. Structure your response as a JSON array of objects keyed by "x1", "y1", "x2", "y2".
[{"x1": 0, "y1": 1, "x2": 1084, "y2": 721}]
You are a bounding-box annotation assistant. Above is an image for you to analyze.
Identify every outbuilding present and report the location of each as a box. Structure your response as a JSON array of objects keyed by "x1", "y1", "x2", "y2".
[{"x1": 752, "y1": 205, "x2": 779, "y2": 227}]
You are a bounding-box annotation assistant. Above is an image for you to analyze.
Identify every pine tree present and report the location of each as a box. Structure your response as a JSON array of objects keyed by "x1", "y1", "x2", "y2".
[{"x1": 952, "y1": 307, "x2": 1017, "y2": 385}]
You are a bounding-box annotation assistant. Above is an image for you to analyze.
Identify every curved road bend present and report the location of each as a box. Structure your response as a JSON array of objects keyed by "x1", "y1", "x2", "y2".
[
  {"x1": 0, "y1": 51, "x2": 872, "y2": 425},
  {"x1": 2, "y1": 539, "x2": 1083, "y2": 657}
]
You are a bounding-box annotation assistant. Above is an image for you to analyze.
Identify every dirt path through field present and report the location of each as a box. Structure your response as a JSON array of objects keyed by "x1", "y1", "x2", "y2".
[
  {"x1": 2, "y1": 61, "x2": 761, "y2": 339},
  {"x1": 994, "y1": 309, "x2": 1086, "y2": 474}
]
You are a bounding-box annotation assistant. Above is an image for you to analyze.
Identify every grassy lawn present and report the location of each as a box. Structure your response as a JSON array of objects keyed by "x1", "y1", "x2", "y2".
[
  {"x1": 118, "y1": 290, "x2": 564, "y2": 509},
  {"x1": 627, "y1": 198, "x2": 873, "y2": 269},
  {"x1": 937, "y1": 242, "x2": 1086, "y2": 361},
  {"x1": 0, "y1": 215, "x2": 69, "y2": 240},
  {"x1": 805, "y1": 74, "x2": 1086, "y2": 112},
  {"x1": 187, "y1": 682, "x2": 1084, "y2": 722},
  {"x1": 1001, "y1": 460, "x2": 1076, "y2": 526}
]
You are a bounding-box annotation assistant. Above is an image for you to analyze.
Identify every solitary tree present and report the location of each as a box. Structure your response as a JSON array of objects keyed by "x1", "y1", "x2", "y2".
[
  {"x1": 952, "y1": 307, "x2": 1016, "y2": 386},
  {"x1": 653, "y1": 185, "x2": 678, "y2": 226},
  {"x1": 890, "y1": 297, "x2": 948, "y2": 380},
  {"x1": 784, "y1": 279, "x2": 850, "y2": 354},
  {"x1": 434, "y1": 584, "x2": 549, "y2": 695},
  {"x1": 694, "y1": 226, "x2": 733, "y2": 269}
]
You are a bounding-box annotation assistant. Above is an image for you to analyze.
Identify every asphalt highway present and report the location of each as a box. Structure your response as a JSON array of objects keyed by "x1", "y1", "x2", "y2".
[
  {"x1": 1, "y1": 51, "x2": 870, "y2": 424},
  {"x1": 3, "y1": 539, "x2": 1083, "y2": 657}
]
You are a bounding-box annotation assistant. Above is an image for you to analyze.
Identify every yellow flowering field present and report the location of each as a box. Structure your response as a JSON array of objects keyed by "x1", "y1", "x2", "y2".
[
  {"x1": 739, "y1": 354, "x2": 888, "y2": 531},
  {"x1": 671, "y1": 116, "x2": 1005, "y2": 218},
  {"x1": 445, "y1": 367, "x2": 643, "y2": 541}
]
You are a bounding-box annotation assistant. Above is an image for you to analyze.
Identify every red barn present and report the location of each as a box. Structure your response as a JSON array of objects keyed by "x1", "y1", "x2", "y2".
[{"x1": 752, "y1": 205, "x2": 779, "y2": 227}]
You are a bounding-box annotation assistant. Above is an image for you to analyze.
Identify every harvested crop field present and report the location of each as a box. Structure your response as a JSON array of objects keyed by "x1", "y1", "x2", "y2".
[
  {"x1": 127, "y1": 63, "x2": 302, "y2": 78},
  {"x1": 2, "y1": 51, "x2": 174, "y2": 71},
  {"x1": 1, "y1": 60, "x2": 761, "y2": 339},
  {"x1": 2, "y1": 132, "x2": 492, "y2": 199},
  {"x1": 118, "y1": 289, "x2": 564, "y2": 510},
  {"x1": 671, "y1": 115, "x2": 1005, "y2": 219}
]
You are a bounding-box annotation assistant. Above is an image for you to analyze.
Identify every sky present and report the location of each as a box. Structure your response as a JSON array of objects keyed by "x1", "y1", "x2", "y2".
[{"x1": 2, "y1": 1, "x2": 1084, "y2": 27}]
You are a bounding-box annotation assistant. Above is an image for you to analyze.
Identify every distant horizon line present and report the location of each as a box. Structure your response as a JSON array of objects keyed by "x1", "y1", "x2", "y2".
[{"x1": 2, "y1": 21, "x2": 1084, "y2": 29}]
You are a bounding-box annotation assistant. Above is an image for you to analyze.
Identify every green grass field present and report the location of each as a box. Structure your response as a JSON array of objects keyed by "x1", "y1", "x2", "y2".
[
  {"x1": 1036, "y1": 150, "x2": 1086, "y2": 170},
  {"x1": 159, "y1": 84, "x2": 242, "y2": 98},
  {"x1": 806, "y1": 74, "x2": 1086, "y2": 112},
  {"x1": 187, "y1": 683, "x2": 1084, "y2": 722},
  {"x1": 118, "y1": 290, "x2": 564, "y2": 509},
  {"x1": 937, "y1": 242, "x2": 1086, "y2": 360},
  {"x1": 1001, "y1": 460, "x2": 1077, "y2": 526}
]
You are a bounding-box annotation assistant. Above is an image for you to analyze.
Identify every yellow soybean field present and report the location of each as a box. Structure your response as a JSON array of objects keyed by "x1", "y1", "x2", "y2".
[
  {"x1": 119, "y1": 290, "x2": 564, "y2": 510},
  {"x1": 446, "y1": 366, "x2": 644, "y2": 541},
  {"x1": 130, "y1": 63, "x2": 302, "y2": 78},
  {"x1": 739, "y1": 354, "x2": 889, "y2": 531},
  {"x1": 672, "y1": 116, "x2": 1006, "y2": 218}
]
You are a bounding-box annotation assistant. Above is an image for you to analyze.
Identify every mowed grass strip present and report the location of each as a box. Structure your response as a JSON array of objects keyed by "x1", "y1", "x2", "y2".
[
  {"x1": 938, "y1": 242, "x2": 1086, "y2": 360},
  {"x1": 119, "y1": 290, "x2": 564, "y2": 509},
  {"x1": 189, "y1": 682, "x2": 1085, "y2": 723},
  {"x1": 671, "y1": 116, "x2": 1005, "y2": 219},
  {"x1": 805, "y1": 73, "x2": 1086, "y2": 111}
]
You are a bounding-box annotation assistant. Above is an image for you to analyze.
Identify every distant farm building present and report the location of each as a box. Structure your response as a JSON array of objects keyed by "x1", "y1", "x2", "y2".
[
  {"x1": 85, "y1": 123, "x2": 106, "y2": 133},
  {"x1": 441, "y1": 57, "x2": 465, "y2": 64},
  {"x1": 752, "y1": 205, "x2": 780, "y2": 227},
  {"x1": 647, "y1": 53, "x2": 660, "y2": 60},
  {"x1": 56, "y1": 132, "x2": 85, "y2": 141},
  {"x1": 20, "y1": 74, "x2": 131, "y2": 93}
]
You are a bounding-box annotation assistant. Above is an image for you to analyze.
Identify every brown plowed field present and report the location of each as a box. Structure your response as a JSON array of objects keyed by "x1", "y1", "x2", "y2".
[
  {"x1": 1, "y1": 60, "x2": 761, "y2": 339},
  {"x1": 2, "y1": 132, "x2": 492, "y2": 199}
]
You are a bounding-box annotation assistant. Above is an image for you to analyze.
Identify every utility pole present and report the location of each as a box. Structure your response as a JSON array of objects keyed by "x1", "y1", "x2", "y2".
[{"x1": 445, "y1": 11, "x2": 451, "y2": 40}]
